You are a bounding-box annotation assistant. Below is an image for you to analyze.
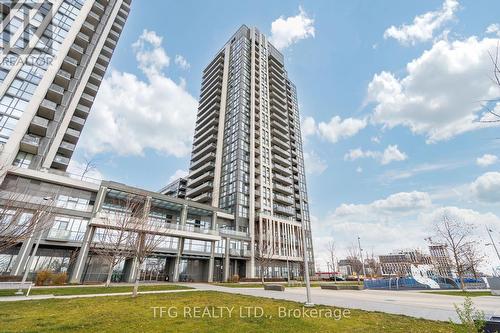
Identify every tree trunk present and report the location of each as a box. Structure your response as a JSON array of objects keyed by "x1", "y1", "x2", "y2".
[
  {"x1": 105, "y1": 261, "x2": 114, "y2": 287},
  {"x1": 132, "y1": 261, "x2": 140, "y2": 297}
]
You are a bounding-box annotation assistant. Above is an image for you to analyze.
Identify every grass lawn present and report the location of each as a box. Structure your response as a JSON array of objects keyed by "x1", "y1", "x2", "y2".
[
  {"x1": 0, "y1": 291, "x2": 456, "y2": 332},
  {"x1": 422, "y1": 290, "x2": 493, "y2": 297},
  {"x1": 0, "y1": 284, "x2": 191, "y2": 297}
]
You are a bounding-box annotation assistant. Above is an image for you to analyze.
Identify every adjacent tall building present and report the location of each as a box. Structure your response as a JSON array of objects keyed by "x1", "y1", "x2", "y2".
[
  {"x1": 186, "y1": 25, "x2": 314, "y2": 277},
  {"x1": 0, "y1": 0, "x2": 130, "y2": 171}
]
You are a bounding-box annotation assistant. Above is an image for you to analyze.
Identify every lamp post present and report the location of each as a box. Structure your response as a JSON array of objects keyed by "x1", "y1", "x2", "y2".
[
  {"x1": 486, "y1": 226, "x2": 500, "y2": 262},
  {"x1": 358, "y1": 236, "x2": 367, "y2": 279},
  {"x1": 16, "y1": 197, "x2": 53, "y2": 295}
]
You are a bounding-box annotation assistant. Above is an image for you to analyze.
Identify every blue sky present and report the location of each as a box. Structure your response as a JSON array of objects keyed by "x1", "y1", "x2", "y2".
[{"x1": 72, "y1": 0, "x2": 500, "y2": 271}]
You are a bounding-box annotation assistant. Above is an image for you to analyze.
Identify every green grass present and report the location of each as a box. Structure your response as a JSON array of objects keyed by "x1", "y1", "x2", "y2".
[
  {"x1": 0, "y1": 291, "x2": 455, "y2": 332},
  {"x1": 422, "y1": 290, "x2": 493, "y2": 297},
  {"x1": 0, "y1": 284, "x2": 191, "y2": 297}
]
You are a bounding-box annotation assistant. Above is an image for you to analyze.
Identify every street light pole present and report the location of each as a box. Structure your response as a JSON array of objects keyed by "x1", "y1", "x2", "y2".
[
  {"x1": 358, "y1": 236, "x2": 367, "y2": 279},
  {"x1": 486, "y1": 226, "x2": 500, "y2": 262}
]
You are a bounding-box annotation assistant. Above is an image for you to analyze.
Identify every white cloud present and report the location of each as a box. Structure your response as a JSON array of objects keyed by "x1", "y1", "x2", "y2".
[
  {"x1": 132, "y1": 30, "x2": 170, "y2": 75},
  {"x1": 270, "y1": 6, "x2": 315, "y2": 50},
  {"x1": 368, "y1": 37, "x2": 500, "y2": 143},
  {"x1": 317, "y1": 116, "x2": 367, "y2": 143},
  {"x1": 476, "y1": 154, "x2": 498, "y2": 167},
  {"x1": 344, "y1": 145, "x2": 407, "y2": 165},
  {"x1": 486, "y1": 23, "x2": 500, "y2": 37},
  {"x1": 371, "y1": 136, "x2": 381, "y2": 144},
  {"x1": 168, "y1": 169, "x2": 189, "y2": 183},
  {"x1": 174, "y1": 54, "x2": 190, "y2": 70},
  {"x1": 383, "y1": 0, "x2": 459, "y2": 45},
  {"x1": 471, "y1": 172, "x2": 500, "y2": 203},
  {"x1": 301, "y1": 116, "x2": 317, "y2": 138},
  {"x1": 379, "y1": 161, "x2": 463, "y2": 182},
  {"x1": 79, "y1": 30, "x2": 198, "y2": 157},
  {"x1": 304, "y1": 151, "x2": 327, "y2": 175}
]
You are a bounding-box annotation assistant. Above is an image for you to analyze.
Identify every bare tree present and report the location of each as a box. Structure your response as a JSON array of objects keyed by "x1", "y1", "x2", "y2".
[
  {"x1": 481, "y1": 43, "x2": 500, "y2": 123},
  {"x1": 367, "y1": 251, "x2": 381, "y2": 278},
  {"x1": 462, "y1": 242, "x2": 485, "y2": 279},
  {"x1": 255, "y1": 238, "x2": 274, "y2": 285},
  {"x1": 326, "y1": 240, "x2": 337, "y2": 281},
  {"x1": 0, "y1": 191, "x2": 55, "y2": 253},
  {"x1": 91, "y1": 199, "x2": 139, "y2": 287},
  {"x1": 346, "y1": 244, "x2": 363, "y2": 281},
  {"x1": 129, "y1": 204, "x2": 163, "y2": 297},
  {"x1": 433, "y1": 211, "x2": 475, "y2": 291},
  {"x1": 80, "y1": 157, "x2": 98, "y2": 180}
]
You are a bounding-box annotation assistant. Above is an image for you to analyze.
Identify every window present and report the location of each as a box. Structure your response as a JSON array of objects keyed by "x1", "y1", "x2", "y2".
[{"x1": 12, "y1": 152, "x2": 33, "y2": 168}]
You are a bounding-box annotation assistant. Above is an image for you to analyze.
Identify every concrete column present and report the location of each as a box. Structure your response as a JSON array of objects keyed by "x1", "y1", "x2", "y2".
[
  {"x1": 207, "y1": 240, "x2": 215, "y2": 283},
  {"x1": 211, "y1": 211, "x2": 217, "y2": 230},
  {"x1": 224, "y1": 237, "x2": 230, "y2": 282},
  {"x1": 180, "y1": 204, "x2": 188, "y2": 225},
  {"x1": 69, "y1": 225, "x2": 96, "y2": 283},
  {"x1": 10, "y1": 235, "x2": 36, "y2": 276},
  {"x1": 124, "y1": 256, "x2": 139, "y2": 283},
  {"x1": 172, "y1": 238, "x2": 184, "y2": 282}
]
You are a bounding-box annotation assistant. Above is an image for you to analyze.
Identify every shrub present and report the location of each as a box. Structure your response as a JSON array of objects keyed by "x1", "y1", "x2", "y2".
[
  {"x1": 35, "y1": 270, "x2": 52, "y2": 286},
  {"x1": 451, "y1": 297, "x2": 485, "y2": 333},
  {"x1": 230, "y1": 274, "x2": 239, "y2": 283},
  {"x1": 52, "y1": 272, "x2": 67, "y2": 285}
]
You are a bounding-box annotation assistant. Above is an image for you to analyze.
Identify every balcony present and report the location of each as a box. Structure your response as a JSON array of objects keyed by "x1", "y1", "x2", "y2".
[
  {"x1": 81, "y1": 21, "x2": 95, "y2": 36},
  {"x1": 186, "y1": 181, "x2": 213, "y2": 198},
  {"x1": 58, "y1": 141, "x2": 75, "y2": 156},
  {"x1": 74, "y1": 104, "x2": 90, "y2": 118},
  {"x1": 92, "y1": 1, "x2": 105, "y2": 14},
  {"x1": 62, "y1": 56, "x2": 78, "y2": 74},
  {"x1": 47, "y1": 84, "x2": 64, "y2": 104},
  {"x1": 69, "y1": 115, "x2": 85, "y2": 130},
  {"x1": 272, "y1": 145, "x2": 290, "y2": 159},
  {"x1": 190, "y1": 152, "x2": 216, "y2": 171},
  {"x1": 94, "y1": 63, "x2": 107, "y2": 75},
  {"x1": 273, "y1": 204, "x2": 295, "y2": 216},
  {"x1": 271, "y1": 127, "x2": 289, "y2": 143},
  {"x1": 188, "y1": 170, "x2": 214, "y2": 188},
  {"x1": 97, "y1": 54, "x2": 110, "y2": 66},
  {"x1": 273, "y1": 193, "x2": 294, "y2": 205},
  {"x1": 273, "y1": 183, "x2": 293, "y2": 195},
  {"x1": 55, "y1": 69, "x2": 71, "y2": 88},
  {"x1": 75, "y1": 32, "x2": 90, "y2": 47},
  {"x1": 272, "y1": 153, "x2": 291, "y2": 166},
  {"x1": 219, "y1": 229, "x2": 250, "y2": 239},
  {"x1": 89, "y1": 72, "x2": 103, "y2": 85},
  {"x1": 191, "y1": 192, "x2": 212, "y2": 204},
  {"x1": 192, "y1": 134, "x2": 217, "y2": 154},
  {"x1": 38, "y1": 99, "x2": 57, "y2": 120},
  {"x1": 85, "y1": 82, "x2": 99, "y2": 96},
  {"x1": 191, "y1": 143, "x2": 216, "y2": 162},
  {"x1": 273, "y1": 173, "x2": 293, "y2": 186},
  {"x1": 80, "y1": 92, "x2": 94, "y2": 106},
  {"x1": 64, "y1": 128, "x2": 80, "y2": 144},
  {"x1": 87, "y1": 11, "x2": 99, "y2": 24},
  {"x1": 52, "y1": 154, "x2": 70, "y2": 169},
  {"x1": 105, "y1": 38, "x2": 117, "y2": 49},
  {"x1": 108, "y1": 29, "x2": 120, "y2": 41},
  {"x1": 101, "y1": 45, "x2": 114, "y2": 57},
  {"x1": 68, "y1": 43, "x2": 84, "y2": 60},
  {"x1": 190, "y1": 161, "x2": 215, "y2": 179},
  {"x1": 20, "y1": 134, "x2": 40, "y2": 154},
  {"x1": 29, "y1": 116, "x2": 49, "y2": 136},
  {"x1": 272, "y1": 162, "x2": 292, "y2": 176},
  {"x1": 46, "y1": 229, "x2": 72, "y2": 241}
]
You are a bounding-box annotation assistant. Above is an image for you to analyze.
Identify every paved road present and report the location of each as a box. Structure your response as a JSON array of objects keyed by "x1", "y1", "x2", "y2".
[{"x1": 183, "y1": 284, "x2": 500, "y2": 322}]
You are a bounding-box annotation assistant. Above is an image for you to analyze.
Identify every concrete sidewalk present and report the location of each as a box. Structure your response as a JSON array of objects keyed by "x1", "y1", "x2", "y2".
[
  {"x1": 0, "y1": 288, "x2": 196, "y2": 302},
  {"x1": 182, "y1": 283, "x2": 500, "y2": 322}
]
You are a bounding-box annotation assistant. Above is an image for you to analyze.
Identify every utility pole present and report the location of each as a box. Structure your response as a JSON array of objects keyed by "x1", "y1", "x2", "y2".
[
  {"x1": 300, "y1": 226, "x2": 313, "y2": 307},
  {"x1": 486, "y1": 226, "x2": 500, "y2": 262},
  {"x1": 358, "y1": 236, "x2": 367, "y2": 279}
]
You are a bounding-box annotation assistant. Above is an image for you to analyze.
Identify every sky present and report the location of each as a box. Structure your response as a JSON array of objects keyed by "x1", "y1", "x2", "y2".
[{"x1": 70, "y1": 0, "x2": 500, "y2": 273}]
